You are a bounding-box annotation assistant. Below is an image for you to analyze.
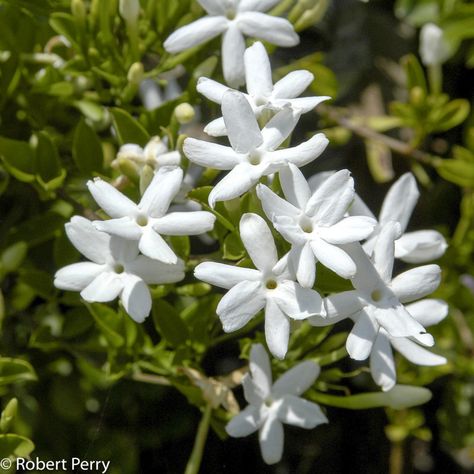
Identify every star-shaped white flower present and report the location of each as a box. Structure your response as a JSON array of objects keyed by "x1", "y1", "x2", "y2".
[
  {"x1": 257, "y1": 164, "x2": 377, "y2": 287},
  {"x1": 194, "y1": 213, "x2": 325, "y2": 359},
  {"x1": 54, "y1": 216, "x2": 185, "y2": 322},
  {"x1": 226, "y1": 344, "x2": 327, "y2": 464},
  {"x1": 184, "y1": 91, "x2": 328, "y2": 207},
  {"x1": 311, "y1": 222, "x2": 442, "y2": 364},
  {"x1": 164, "y1": 0, "x2": 299, "y2": 87},
  {"x1": 368, "y1": 298, "x2": 448, "y2": 391},
  {"x1": 197, "y1": 41, "x2": 330, "y2": 137},
  {"x1": 355, "y1": 172, "x2": 447, "y2": 264},
  {"x1": 114, "y1": 136, "x2": 181, "y2": 172},
  {"x1": 87, "y1": 167, "x2": 216, "y2": 263}
]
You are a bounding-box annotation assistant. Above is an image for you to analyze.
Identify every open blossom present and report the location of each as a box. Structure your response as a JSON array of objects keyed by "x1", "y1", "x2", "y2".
[
  {"x1": 88, "y1": 167, "x2": 215, "y2": 263},
  {"x1": 226, "y1": 344, "x2": 327, "y2": 464},
  {"x1": 184, "y1": 90, "x2": 328, "y2": 207},
  {"x1": 311, "y1": 222, "x2": 443, "y2": 374},
  {"x1": 194, "y1": 213, "x2": 325, "y2": 359},
  {"x1": 164, "y1": 0, "x2": 299, "y2": 87},
  {"x1": 198, "y1": 41, "x2": 330, "y2": 137},
  {"x1": 357, "y1": 173, "x2": 447, "y2": 264},
  {"x1": 54, "y1": 216, "x2": 185, "y2": 322},
  {"x1": 257, "y1": 165, "x2": 376, "y2": 287}
]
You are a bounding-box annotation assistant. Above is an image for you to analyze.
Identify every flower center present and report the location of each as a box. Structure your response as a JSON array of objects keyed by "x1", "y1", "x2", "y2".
[
  {"x1": 136, "y1": 214, "x2": 148, "y2": 226},
  {"x1": 114, "y1": 263, "x2": 125, "y2": 274},
  {"x1": 264, "y1": 397, "x2": 273, "y2": 407},
  {"x1": 299, "y1": 215, "x2": 313, "y2": 233},
  {"x1": 254, "y1": 95, "x2": 267, "y2": 106},
  {"x1": 248, "y1": 149, "x2": 262, "y2": 165},
  {"x1": 265, "y1": 279, "x2": 278, "y2": 290},
  {"x1": 371, "y1": 289, "x2": 383, "y2": 302},
  {"x1": 226, "y1": 8, "x2": 236, "y2": 19}
]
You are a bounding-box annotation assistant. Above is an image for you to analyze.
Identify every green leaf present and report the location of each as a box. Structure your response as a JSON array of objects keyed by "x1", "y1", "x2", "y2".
[
  {"x1": 401, "y1": 54, "x2": 427, "y2": 93},
  {"x1": 436, "y1": 159, "x2": 474, "y2": 187},
  {"x1": 0, "y1": 242, "x2": 27, "y2": 276},
  {"x1": 168, "y1": 235, "x2": 190, "y2": 260},
  {"x1": 222, "y1": 232, "x2": 245, "y2": 260},
  {"x1": 0, "y1": 434, "x2": 35, "y2": 459},
  {"x1": 175, "y1": 283, "x2": 211, "y2": 297},
  {"x1": 7, "y1": 211, "x2": 64, "y2": 247},
  {"x1": 0, "y1": 136, "x2": 35, "y2": 183},
  {"x1": 0, "y1": 358, "x2": 37, "y2": 386},
  {"x1": 430, "y1": 99, "x2": 470, "y2": 133},
  {"x1": 152, "y1": 299, "x2": 189, "y2": 347},
  {"x1": 73, "y1": 118, "x2": 104, "y2": 175},
  {"x1": 111, "y1": 108, "x2": 150, "y2": 147},
  {"x1": 35, "y1": 131, "x2": 64, "y2": 184},
  {"x1": 49, "y1": 12, "x2": 78, "y2": 46},
  {"x1": 86, "y1": 303, "x2": 125, "y2": 348}
]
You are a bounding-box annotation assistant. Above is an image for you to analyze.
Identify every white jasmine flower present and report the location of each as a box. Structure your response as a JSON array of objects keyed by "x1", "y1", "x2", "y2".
[
  {"x1": 312, "y1": 222, "x2": 442, "y2": 367},
  {"x1": 226, "y1": 344, "x2": 327, "y2": 464},
  {"x1": 164, "y1": 0, "x2": 299, "y2": 87},
  {"x1": 198, "y1": 41, "x2": 330, "y2": 137},
  {"x1": 419, "y1": 23, "x2": 451, "y2": 66},
  {"x1": 88, "y1": 167, "x2": 216, "y2": 263},
  {"x1": 54, "y1": 216, "x2": 185, "y2": 322},
  {"x1": 368, "y1": 298, "x2": 448, "y2": 391},
  {"x1": 114, "y1": 136, "x2": 181, "y2": 172},
  {"x1": 359, "y1": 173, "x2": 447, "y2": 263},
  {"x1": 257, "y1": 165, "x2": 376, "y2": 287},
  {"x1": 184, "y1": 90, "x2": 328, "y2": 207},
  {"x1": 194, "y1": 213, "x2": 325, "y2": 359}
]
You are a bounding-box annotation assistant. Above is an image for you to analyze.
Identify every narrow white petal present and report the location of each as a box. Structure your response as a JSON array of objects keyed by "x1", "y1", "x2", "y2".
[
  {"x1": 272, "y1": 70, "x2": 314, "y2": 99},
  {"x1": 342, "y1": 243, "x2": 381, "y2": 293},
  {"x1": 324, "y1": 291, "x2": 364, "y2": 318},
  {"x1": 196, "y1": 77, "x2": 230, "y2": 104},
  {"x1": 222, "y1": 90, "x2": 262, "y2": 153},
  {"x1": 374, "y1": 305, "x2": 427, "y2": 338},
  {"x1": 261, "y1": 108, "x2": 299, "y2": 150},
  {"x1": 370, "y1": 332, "x2": 396, "y2": 391},
  {"x1": 279, "y1": 163, "x2": 311, "y2": 209},
  {"x1": 217, "y1": 280, "x2": 265, "y2": 332},
  {"x1": 286, "y1": 96, "x2": 330, "y2": 112},
  {"x1": 240, "y1": 213, "x2": 278, "y2": 273},
  {"x1": 80, "y1": 272, "x2": 123, "y2": 302},
  {"x1": 271, "y1": 133, "x2": 328, "y2": 168},
  {"x1": 289, "y1": 243, "x2": 316, "y2": 289},
  {"x1": 204, "y1": 117, "x2": 228, "y2": 137},
  {"x1": 346, "y1": 309, "x2": 378, "y2": 360},
  {"x1": 395, "y1": 230, "x2": 447, "y2": 264},
  {"x1": 305, "y1": 169, "x2": 354, "y2": 224},
  {"x1": 183, "y1": 138, "x2": 243, "y2": 170},
  {"x1": 65, "y1": 216, "x2": 110, "y2": 264},
  {"x1": 265, "y1": 299, "x2": 290, "y2": 359},
  {"x1": 54, "y1": 262, "x2": 104, "y2": 291},
  {"x1": 272, "y1": 281, "x2": 324, "y2": 319},
  {"x1": 222, "y1": 25, "x2": 246, "y2": 87},
  {"x1": 273, "y1": 361, "x2": 319, "y2": 397},
  {"x1": 226, "y1": 405, "x2": 260, "y2": 437},
  {"x1": 153, "y1": 211, "x2": 215, "y2": 235},
  {"x1": 109, "y1": 235, "x2": 139, "y2": 263},
  {"x1": 120, "y1": 274, "x2": 151, "y2": 323},
  {"x1": 139, "y1": 166, "x2": 183, "y2": 217},
  {"x1": 238, "y1": 12, "x2": 299, "y2": 47},
  {"x1": 244, "y1": 41, "x2": 273, "y2": 98},
  {"x1": 195, "y1": 262, "x2": 261, "y2": 289},
  {"x1": 238, "y1": 0, "x2": 280, "y2": 12},
  {"x1": 277, "y1": 395, "x2": 327, "y2": 428},
  {"x1": 242, "y1": 374, "x2": 264, "y2": 405},
  {"x1": 126, "y1": 256, "x2": 184, "y2": 284},
  {"x1": 259, "y1": 415, "x2": 284, "y2": 465},
  {"x1": 349, "y1": 193, "x2": 376, "y2": 219},
  {"x1": 379, "y1": 172, "x2": 419, "y2": 232},
  {"x1": 405, "y1": 299, "x2": 448, "y2": 327},
  {"x1": 256, "y1": 184, "x2": 300, "y2": 221},
  {"x1": 138, "y1": 228, "x2": 178, "y2": 264},
  {"x1": 197, "y1": 0, "x2": 225, "y2": 15},
  {"x1": 273, "y1": 216, "x2": 308, "y2": 246},
  {"x1": 318, "y1": 216, "x2": 376, "y2": 245},
  {"x1": 93, "y1": 217, "x2": 142, "y2": 240},
  {"x1": 372, "y1": 221, "x2": 402, "y2": 283},
  {"x1": 87, "y1": 178, "x2": 137, "y2": 218},
  {"x1": 390, "y1": 265, "x2": 441, "y2": 303},
  {"x1": 390, "y1": 337, "x2": 447, "y2": 366},
  {"x1": 249, "y1": 343, "x2": 273, "y2": 398},
  {"x1": 310, "y1": 238, "x2": 356, "y2": 279},
  {"x1": 164, "y1": 16, "x2": 228, "y2": 53}
]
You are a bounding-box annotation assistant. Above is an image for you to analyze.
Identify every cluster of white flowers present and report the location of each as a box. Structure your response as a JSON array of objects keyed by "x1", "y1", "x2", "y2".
[{"x1": 54, "y1": 6, "x2": 449, "y2": 465}]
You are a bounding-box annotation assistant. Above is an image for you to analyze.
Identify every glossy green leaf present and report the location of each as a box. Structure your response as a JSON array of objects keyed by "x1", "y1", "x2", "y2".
[
  {"x1": 35, "y1": 131, "x2": 63, "y2": 184},
  {"x1": 436, "y1": 159, "x2": 474, "y2": 187},
  {"x1": 0, "y1": 136, "x2": 35, "y2": 183},
  {"x1": 0, "y1": 358, "x2": 37, "y2": 386},
  {"x1": 0, "y1": 434, "x2": 35, "y2": 459},
  {"x1": 152, "y1": 299, "x2": 189, "y2": 347},
  {"x1": 111, "y1": 108, "x2": 150, "y2": 147},
  {"x1": 73, "y1": 118, "x2": 104, "y2": 175}
]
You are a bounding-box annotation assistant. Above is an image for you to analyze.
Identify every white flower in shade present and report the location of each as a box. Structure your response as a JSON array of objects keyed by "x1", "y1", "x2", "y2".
[
  {"x1": 312, "y1": 222, "x2": 442, "y2": 368},
  {"x1": 368, "y1": 298, "x2": 448, "y2": 391},
  {"x1": 184, "y1": 90, "x2": 328, "y2": 207},
  {"x1": 419, "y1": 23, "x2": 451, "y2": 66},
  {"x1": 194, "y1": 213, "x2": 325, "y2": 359},
  {"x1": 226, "y1": 344, "x2": 327, "y2": 464},
  {"x1": 163, "y1": 0, "x2": 299, "y2": 87},
  {"x1": 257, "y1": 165, "x2": 376, "y2": 288},
  {"x1": 88, "y1": 167, "x2": 216, "y2": 264},
  {"x1": 357, "y1": 173, "x2": 447, "y2": 264},
  {"x1": 198, "y1": 41, "x2": 330, "y2": 137},
  {"x1": 114, "y1": 136, "x2": 181, "y2": 172},
  {"x1": 54, "y1": 216, "x2": 185, "y2": 322}
]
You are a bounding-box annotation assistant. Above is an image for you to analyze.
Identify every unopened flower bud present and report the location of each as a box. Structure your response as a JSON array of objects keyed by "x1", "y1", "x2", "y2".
[
  {"x1": 174, "y1": 103, "x2": 195, "y2": 124},
  {"x1": 117, "y1": 156, "x2": 140, "y2": 182},
  {"x1": 119, "y1": 0, "x2": 140, "y2": 24},
  {"x1": 419, "y1": 23, "x2": 450, "y2": 66},
  {"x1": 0, "y1": 398, "x2": 18, "y2": 433},
  {"x1": 71, "y1": 0, "x2": 86, "y2": 23},
  {"x1": 139, "y1": 164, "x2": 154, "y2": 195},
  {"x1": 127, "y1": 62, "x2": 144, "y2": 85},
  {"x1": 410, "y1": 86, "x2": 425, "y2": 106}
]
